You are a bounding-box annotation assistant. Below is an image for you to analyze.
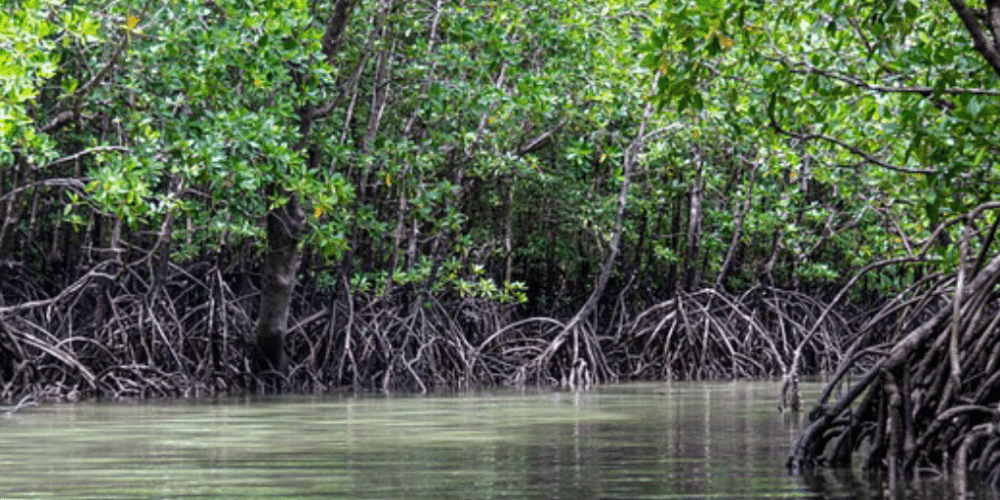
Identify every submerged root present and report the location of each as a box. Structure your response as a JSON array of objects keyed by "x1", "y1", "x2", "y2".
[{"x1": 789, "y1": 247, "x2": 1000, "y2": 493}]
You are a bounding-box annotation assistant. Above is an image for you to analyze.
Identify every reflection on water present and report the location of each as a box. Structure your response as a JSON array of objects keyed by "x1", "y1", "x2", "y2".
[{"x1": 0, "y1": 381, "x2": 992, "y2": 499}]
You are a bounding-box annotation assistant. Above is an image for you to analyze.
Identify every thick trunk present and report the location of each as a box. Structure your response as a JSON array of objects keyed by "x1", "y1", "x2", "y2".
[
  {"x1": 255, "y1": 186, "x2": 305, "y2": 372},
  {"x1": 253, "y1": 0, "x2": 356, "y2": 375}
]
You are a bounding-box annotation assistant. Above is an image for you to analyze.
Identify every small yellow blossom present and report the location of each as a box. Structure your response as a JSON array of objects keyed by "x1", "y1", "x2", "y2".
[
  {"x1": 315, "y1": 206, "x2": 323, "y2": 218},
  {"x1": 600, "y1": 153, "x2": 607, "y2": 163},
  {"x1": 385, "y1": 173, "x2": 391, "y2": 186},
  {"x1": 692, "y1": 129, "x2": 700, "y2": 139},
  {"x1": 121, "y1": 15, "x2": 139, "y2": 32}
]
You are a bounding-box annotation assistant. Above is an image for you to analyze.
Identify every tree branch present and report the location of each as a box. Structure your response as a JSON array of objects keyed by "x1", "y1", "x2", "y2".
[
  {"x1": 786, "y1": 65, "x2": 999, "y2": 97},
  {"x1": 768, "y1": 121, "x2": 935, "y2": 175},
  {"x1": 45, "y1": 145, "x2": 129, "y2": 168},
  {"x1": 948, "y1": 0, "x2": 1000, "y2": 78}
]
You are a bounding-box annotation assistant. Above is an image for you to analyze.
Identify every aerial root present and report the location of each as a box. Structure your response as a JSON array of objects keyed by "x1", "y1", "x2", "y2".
[
  {"x1": 2, "y1": 260, "x2": 853, "y2": 399},
  {"x1": 789, "y1": 247, "x2": 1000, "y2": 493}
]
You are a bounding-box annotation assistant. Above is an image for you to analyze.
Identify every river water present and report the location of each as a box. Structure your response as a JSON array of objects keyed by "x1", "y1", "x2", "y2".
[{"x1": 0, "y1": 381, "x2": 989, "y2": 499}]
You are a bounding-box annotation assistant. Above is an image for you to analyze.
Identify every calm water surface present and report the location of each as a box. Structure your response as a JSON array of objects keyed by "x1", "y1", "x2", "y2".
[{"x1": 0, "y1": 381, "x2": 988, "y2": 499}]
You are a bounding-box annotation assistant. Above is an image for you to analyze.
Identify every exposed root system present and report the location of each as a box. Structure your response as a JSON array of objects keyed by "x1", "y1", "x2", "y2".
[
  {"x1": 788, "y1": 251, "x2": 1000, "y2": 493},
  {"x1": 1, "y1": 258, "x2": 851, "y2": 400},
  {"x1": 615, "y1": 286, "x2": 848, "y2": 383}
]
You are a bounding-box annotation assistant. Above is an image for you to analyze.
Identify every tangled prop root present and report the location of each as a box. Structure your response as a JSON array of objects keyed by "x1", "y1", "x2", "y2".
[
  {"x1": 615, "y1": 286, "x2": 849, "y2": 382},
  {"x1": 788, "y1": 250, "x2": 1000, "y2": 494},
  {"x1": 0, "y1": 260, "x2": 257, "y2": 401}
]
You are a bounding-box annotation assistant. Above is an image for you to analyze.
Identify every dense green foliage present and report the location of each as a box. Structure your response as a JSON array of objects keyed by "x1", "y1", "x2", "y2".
[
  {"x1": 4, "y1": 0, "x2": 995, "y2": 312},
  {"x1": 0, "y1": 0, "x2": 664, "y2": 311},
  {"x1": 641, "y1": 0, "x2": 999, "y2": 294},
  {"x1": 1, "y1": 0, "x2": 998, "y2": 387},
  {"x1": 4, "y1": 0, "x2": 1000, "y2": 490}
]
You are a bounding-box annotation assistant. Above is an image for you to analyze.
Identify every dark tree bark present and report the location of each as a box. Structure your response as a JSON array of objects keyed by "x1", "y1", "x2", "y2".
[
  {"x1": 947, "y1": 0, "x2": 1000, "y2": 78},
  {"x1": 255, "y1": 185, "x2": 305, "y2": 373},
  {"x1": 321, "y1": 0, "x2": 357, "y2": 60},
  {"x1": 253, "y1": 0, "x2": 357, "y2": 377},
  {"x1": 0, "y1": 155, "x2": 28, "y2": 260}
]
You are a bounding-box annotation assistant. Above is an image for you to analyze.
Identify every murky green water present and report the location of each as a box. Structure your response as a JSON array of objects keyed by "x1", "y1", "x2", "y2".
[{"x1": 0, "y1": 381, "x2": 985, "y2": 499}]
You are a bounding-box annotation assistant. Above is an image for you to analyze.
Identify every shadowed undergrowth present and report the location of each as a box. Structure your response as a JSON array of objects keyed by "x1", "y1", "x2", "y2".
[{"x1": 0, "y1": 258, "x2": 850, "y2": 401}]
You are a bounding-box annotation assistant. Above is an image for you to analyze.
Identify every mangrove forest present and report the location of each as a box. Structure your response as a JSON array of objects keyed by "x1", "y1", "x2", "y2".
[{"x1": 2, "y1": 0, "x2": 1000, "y2": 494}]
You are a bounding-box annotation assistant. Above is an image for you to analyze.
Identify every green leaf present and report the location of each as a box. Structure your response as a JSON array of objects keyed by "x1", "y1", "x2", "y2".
[
  {"x1": 691, "y1": 91, "x2": 703, "y2": 111},
  {"x1": 973, "y1": 146, "x2": 988, "y2": 165},
  {"x1": 61, "y1": 76, "x2": 79, "y2": 95},
  {"x1": 965, "y1": 95, "x2": 983, "y2": 117}
]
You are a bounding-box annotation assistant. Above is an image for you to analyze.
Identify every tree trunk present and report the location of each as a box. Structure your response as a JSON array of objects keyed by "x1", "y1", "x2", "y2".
[
  {"x1": 717, "y1": 162, "x2": 756, "y2": 291},
  {"x1": 252, "y1": 0, "x2": 357, "y2": 377},
  {"x1": 0, "y1": 155, "x2": 28, "y2": 260},
  {"x1": 666, "y1": 193, "x2": 683, "y2": 299},
  {"x1": 501, "y1": 175, "x2": 513, "y2": 286},
  {"x1": 522, "y1": 100, "x2": 669, "y2": 386},
  {"x1": 683, "y1": 162, "x2": 703, "y2": 291},
  {"x1": 255, "y1": 185, "x2": 305, "y2": 373}
]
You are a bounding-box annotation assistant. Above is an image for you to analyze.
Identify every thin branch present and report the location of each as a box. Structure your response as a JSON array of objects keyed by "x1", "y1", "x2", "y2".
[
  {"x1": 515, "y1": 119, "x2": 566, "y2": 157},
  {"x1": 45, "y1": 145, "x2": 129, "y2": 168},
  {"x1": 0, "y1": 177, "x2": 89, "y2": 204},
  {"x1": 0, "y1": 393, "x2": 37, "y2": 415},
  {"x1": 786, "y1": 65, "x2": 1000, "y2": 97},
  {"x1": 768, "y1": 121, "x2": 935, "y2": 175},
  {"x1": 948, "y1": 0, "x2": 1000, "y2": 78}
]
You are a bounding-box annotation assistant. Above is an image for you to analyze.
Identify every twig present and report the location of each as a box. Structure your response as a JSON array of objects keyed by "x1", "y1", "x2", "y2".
[{"x1": 0, "y1": 394, "x2": 38, "y2": 415}]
